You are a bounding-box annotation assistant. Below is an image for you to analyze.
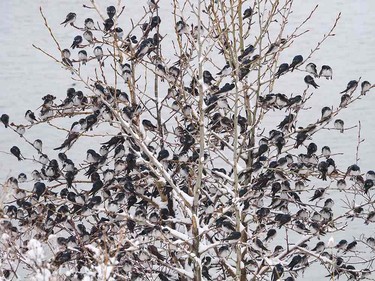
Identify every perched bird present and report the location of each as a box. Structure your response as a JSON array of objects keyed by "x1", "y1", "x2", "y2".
[
  {"x1": 288, "y1": 255, "x2": 302, "y2": 270},
  {"x1": 289, "y1": 55, "x2": 303, "y2": 71},
  {"x1": 345, "y1": 241, "x2": 357, "y2": 252},
  {"x1": 305, "y1": 62, "x2": 318, "y2": 77},
  {"x1": 71, "y1": 35, "x2": 82, "y2": 49},
  {"x1": 243, "y1": 7, "x2": 253, "y2": 19},
  {"x1": 312, "y1": 241, "x2": 325, "y2": 252},
  {"x1": 320, "y1": 106, "x2": 332, "y2": 121},
  {"x1": 275, "y1": 63, "x2": 289, "y2": 78},
  {"x1": 217, "y1": 63, "x2": 231, "y2": 76},
  {"x1": 334, "y1": 119, "x2": 344, "y2": 133},
  {"x1": 61, "y1": 12, "x2": 76, "y2": 26},
  {"x1": 264, "y1": 228, "x2": 277, "y2": 241},
  {"x1": 25, "y1": 110, "x2": 37, "y2": 123},
  {"x1": 84, "y1": 18, "x2": 95, "y2": 29},
  {"x1": 340, "y1": 80, "x2": 358, "y2": 94},
  {"x1": 93, "y1": 46, "x2": 103, "y2": 62},
  {"x1": 176, "y1": 19, "x2": 189, "y2": 35},
  {"x1": 346, "y1": 164, "x2": 361, "y2": 177},
  {"x1": 83, "y1": 30, "x2": 93, "y2": 43},
  {"x1": 319, "y1": 65, "x2": 333, "y2": 79},
  {"x1": 214, "y1": 83, "x2": 235, "y2": 95},
  {"x1": 142, "y1": 119, "x2": 157, "y2": 131},
  {"x1": 309, "y1": 188, "x2": 325, "y2": 201},
  {"x1": 222, "y1": 231, "x2": 241, "y2": 241},
  {"x1": 203, "y1": 70, "x2": 215, "y2": 85},
  {"x1": 1, "y1": 114, "x2": 9, "y2": 128},
  {"x1": 271, "y1": 264, "x2": 284, "y2": 281},
  {"x1": 238, "y1": 44, "x2": 255, "y2": 61},
  {"x1": 133, "y1": 38, "x2": 153, "y2": 60},
  {"x1": 304, "y1": 75, "x2": 319, "y2": 89},
  {"x1": 265, "y1": 38, "x2": 286, "y2": 56},
  {"x1": 103, "y1": 18, "x2": 114, "y2": 31},
  {"x1": 10, "y1": 146, "x2": 23, "y2": 160},
  {"x1": 33, "y1": 139, "x2": 43, "y2": 151},
  {"x1": 339, "y1": 94, "x2": 350, "y2": 107},
  {"x1": 157, "y1": 149, "x2": 169, "y2": 161},
  {"x1": 106, "y1": 6, "x2": 116, "y2": 19},
  {"x1": 335, "y1": 239, "x2": 347, "y2": 250},
  {"x1": 361, "y1": 81, "x2": 371, "y2": 95},
  {"x1": 78, "y1": 50, "x2": 88, "y2": 65}
]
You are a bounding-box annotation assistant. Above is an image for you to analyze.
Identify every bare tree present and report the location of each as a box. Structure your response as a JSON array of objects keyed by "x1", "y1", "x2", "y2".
[{"x1": 0, "y1": 0, "x2": 374, "y2": 280}]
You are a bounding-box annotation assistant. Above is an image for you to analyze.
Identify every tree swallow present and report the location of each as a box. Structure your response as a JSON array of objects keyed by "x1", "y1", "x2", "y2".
[
  {"x1": 84, "y1": 18, "x2": 95, "y2": 29},
  {"x1": 361, "y1": 81, "x2": 371, "y2": 95},
  {"x1": 319, "y1": 65, "x2": 333, "y2": 79},
  {"x1": 334, "y1": 119, "x2": 344, "y2": 133},
  {"x1": 61, "y1": 12, "x2": 76, "y2": 27},
  {"x1": 1, "y1": 114, "x2": 9, "y2": 128},
  {"x1": 93, "y1": 46, "x2": 103, "y2": 62},
  {"x1": 10, "y1": 146, "x2": 23, "y2": 160},
  {"x1": 304, "y1": 75, "x2": 319, "y2": 88},
  {"x1": 305, "y1": 62, "x2": 318, "y2": 77},
  {"x1": 78, "y1": 50, "x2": 88, "y2": 65},
  {"x1": 71, "y1": 35, "x2": 82, "y2": 49},
  {"x1": 25, "y1": 110, "x2": 37, "y2": 123},
  {"x1": 83, "y1": 30, "x2": 93, "y2": 43},
  {"x1": 243, "y1": 7, "x2": 253, "y2": 19},
  {"x1": 275, "y1": 63, "x2": 289, "y2": 78},
  {"x1": 107, "y1": 6, "x2": 116, "y2": 19},
  {"x1": 340, "y1": 80, "x2": 358, "y2": 94},
  {"x1": 289, "y1": 55, "x2": 303, "y2": 71},
  {"x1": 103, "y1": 18, "x2": 114, "y2": 31}
]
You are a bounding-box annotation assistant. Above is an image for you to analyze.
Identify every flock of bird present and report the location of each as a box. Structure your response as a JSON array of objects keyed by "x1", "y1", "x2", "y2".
[{"x1": 1, "y1": 1, "x2": 375, "y2": 281}]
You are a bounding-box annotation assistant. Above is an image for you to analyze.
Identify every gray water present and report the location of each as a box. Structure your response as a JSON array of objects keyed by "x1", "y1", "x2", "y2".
[{"x1": 0, "y1": 0, "x2": 374, "y2": 280}]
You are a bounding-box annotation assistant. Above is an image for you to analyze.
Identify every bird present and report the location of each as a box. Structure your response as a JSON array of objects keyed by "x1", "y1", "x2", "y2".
[
  {"x1": 157, "y1": 149, "x2": 169, "y2": 161},
  {"x1": 319, "y1": 65, "x2": 333, "y2": 79},
  {"x1": 264, "y1": 228, "x2": 277, "y2": 241},
  {"x1": 289, "y1": 55, "x2": 303, "y2": 71},
  {"x1": 142, "y1": 119, "x2": 157, "y2": 131},
  {"x1": 339, "y1": 94, "x2": 350, "y2": 107},
  {"x1": 275, "y1": 63, "x2": 289, "y2": 78},
  {"x1": 10, "y1": 146, "x2": 23, "y2": 161},
  {"x1": 309, "y1": 188, "x2": 325, "y2": 201},
  {"x1": 334, "y1": 119, "x2": 344, "y2": 133},
  {"x1": 288, "y1": 255, "x2": 302, "y2": 270},
  {"x1": 83, "y1": 30, "x2": 93, "y2": 43},
  {"x1": 214, "y1": 83, "x2": 235, "y2": 95},
  {"x1": 238, "y1": 44, "x2": 255, "y2": 61},
  {"x1": 106, "y1": 6, "x2": 116, "y2": 19},
  {"x1": 265, "y1": 39, "x2": 286, "y2": 56},
  {"x1": 346, "y1": 164, "x2": 361, "y2": 177},
  {"x1": 271, "y1": 264, "x2": 284, "y2": 281},
  {"x1": 1, "y1": 114, "x2": 9, "y2": 128},
  {"x1": 320, "y1": 106, "x2": 332, "y2": 121},
  {"x1": 133, "y1": 38, "x2": 153, "y2": 60},
  {"x1": 312, "y1": 241, "x2": 325, "y2": 252},
  {"x1": 361, "y1": 81, "x2": 371, "y2": 95},
  {"x1": 222, "y1": 231, "x2": 241, "y2": 241},
  {"x1": 71, "y1": 35, "x2": 82, "y2": 49},
  {"x1": 321, "y1": 146, "x2": 331, "y2": 158},
  {"x1": 103, "y1": 18, "x2": 114, "y2": 31},
  {"x1": 365, "y1": 211, "x2": 375, "y2": 224},
  {"x1": 335, "y1": 239, "x2": 347, "y2": 250},
  {"x1": 243, "y1": 7, "x2": 253, "y2": 19},
  {"x1": 203, "y1": 70, "x2": 216, "y2": 85},
  {"x1": 305, "y1": 62, "x2": 318, "y2": 77},
  {"x1": 345, "y1": 241, "x2": 357, "y2": 252},
  {"x1": 93, "y1": 46, "x2": 103, "y2": 62},
  {"x1": 61, "y1": 12, "x2": 76, "y2": 26},
  {"x1": 78, "y1": 50, "x2": 88, "y2": 65},
  {"x1": 33, "y1": 139, "x2": 43, "y2": 151},
  {"x1": 25, "y1": 110, "x2": 37, "y2": 123},
  {"x1": 340, "y1": 80, "x2": 358, "y2": 94},
  {"x1": 304, "y1": 75, "x2": 319, "y2": 88},
  {"x1": 84, "y1": 18, "x2": 94, "y2": 29},
  {"x1": 176, "y1": 19, "x2": 189, "y2": 35}
]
